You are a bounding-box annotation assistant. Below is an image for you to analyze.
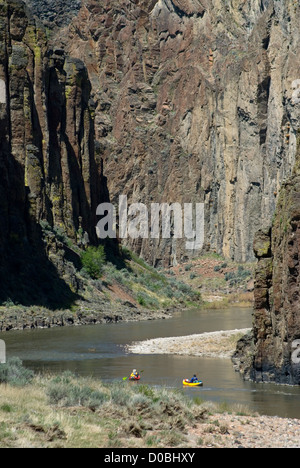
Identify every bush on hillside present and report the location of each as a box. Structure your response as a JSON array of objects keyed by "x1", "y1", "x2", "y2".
[{"x1": 80, "y1": 245, "x2": 106, "y2": 279}]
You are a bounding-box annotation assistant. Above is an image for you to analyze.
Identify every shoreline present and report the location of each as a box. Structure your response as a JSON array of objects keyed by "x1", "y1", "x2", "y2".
[
  {"x1": 0, "y1": 303, "x2": 175, "y2": 333},
  {"x1": 0, "y1": 300, "x2": 251, "y2": 334},
  {"x1": 127, "y1": 328, "x2": 251, "y2": 359},
  {"x1": 0, "y1": 370, "x2": 299, "y2": 448}
]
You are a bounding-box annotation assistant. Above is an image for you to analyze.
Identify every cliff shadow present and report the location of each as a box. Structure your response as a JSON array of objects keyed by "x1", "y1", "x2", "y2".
[
  {"x1": 0, "y1": 155, "x2": 80, "y2": 311},
  {"x1": 0, "y1": 231, "x2": 81, "y2": 310}
]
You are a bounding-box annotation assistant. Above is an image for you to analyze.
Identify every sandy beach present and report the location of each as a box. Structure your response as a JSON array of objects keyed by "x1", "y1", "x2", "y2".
[{"x1": 126, "y1": 328, "x2": 251, "y2": 359}]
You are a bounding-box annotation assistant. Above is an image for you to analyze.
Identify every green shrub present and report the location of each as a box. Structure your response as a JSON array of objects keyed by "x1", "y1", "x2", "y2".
[
  {"x1": 80, "y1": 245, "x2": 106, "y2": 279},
  {"x1": 237, "y1": 266, "x2": 251, "y2": 279},
  {"x1": 46, "y1": 374, "x2": 108, "y2": 409},
  {"x1": 103, "y1": 264, "x2": 127, "y2": 285},
  {"x1": 40, "y1": 221, "x2": 69, "y2": 245},
  {"x1": 110, "y1": 383, "x2": 131, "y2": 406},
  {"x1": 163, "y1": 285, "x2": 174, "y2": 298},
  {"x1": 0, "y1": 357, "x2": 34, "y2": 387},
  {"x1": 137, "y1": 385, "x2": 158, "y2": 402},
  {"x1": 39, "y1": 220, "x2": 52, "y2": 232},
  {"x1": 225, "y1": 267, "x2": 251, "y2": 284},
  {"x1": 225, "y1": 272, "x2": 235, "y2": 282},
  {"x1": 137, "y1": 292, "x2": 159, "y2": 309},
  {"x1": 53, "y1": 225, "x2": 68, "y2": 244},
  {"x1": 0, "y1": 404, "x2": 13, "y2": 413}
]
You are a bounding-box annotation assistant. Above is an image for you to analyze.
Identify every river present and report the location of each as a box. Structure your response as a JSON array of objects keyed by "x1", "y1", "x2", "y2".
[{"x1": 3, "y1": 307, "x2": 300, "y2": 419}]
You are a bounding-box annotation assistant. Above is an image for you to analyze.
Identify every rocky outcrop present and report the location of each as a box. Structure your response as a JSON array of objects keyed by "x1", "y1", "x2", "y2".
[
  {"x1": 0, "y1": 302, "x2": 172, "y2": 332},
  {"x1": 47, "y1": 0, "x2": 300, "y2": 266},
  {"x1": 233, "y1": 133, "x2": 300, "y2": 385},
  {"x1": 23, "y1": 0, "x2": 81, "y2": 29},
  {"x1": 0, "y1": 0, "x2": 105, "y2": 307}
]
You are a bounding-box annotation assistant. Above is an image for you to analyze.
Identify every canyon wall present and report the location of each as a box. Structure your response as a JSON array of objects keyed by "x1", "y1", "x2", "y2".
[
  {"x1": 233, "y1": 133, "x2": 300, "y2": 385},
  {"x1": 0, "y1": 0, "x2": 106, "y2": 306},
  {"x1": 2, "y1": 0, "x2": 300, "y2": 309},
  {"x1": 52, "y1": 0, "x2": 300, "y2": 266}
]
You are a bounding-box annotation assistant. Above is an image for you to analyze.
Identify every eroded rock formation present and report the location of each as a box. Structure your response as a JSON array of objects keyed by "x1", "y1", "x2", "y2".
[
  {"x1": 51, "y1": 0, "x2": 300, "y2": 266},
  {"x1": 233, "y1": 134, "x2": 300, "y2": 385},
  {"x1": 0, "y1": 0, "x2": 105, "y2": 306},
  {"x1": 24, "y1": 0, "x2": 82, "y2": 29}
]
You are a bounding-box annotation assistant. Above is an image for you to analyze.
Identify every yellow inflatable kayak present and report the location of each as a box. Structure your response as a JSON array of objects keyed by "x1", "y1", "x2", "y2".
[{"x1": 183, "y1": 379, "x2": 203, "y2": 387}]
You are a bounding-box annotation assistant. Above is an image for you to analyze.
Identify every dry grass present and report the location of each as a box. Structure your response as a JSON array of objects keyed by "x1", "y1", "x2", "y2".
[
  {"x1": 0, "y1": 374, "x2": 206, "y2": 448},
  {"x1": 0, "y1": 371, "x2": 261, "y2": 448},
  {"x1": 202, "y1": 292, "x2": 254, "y2": 310},
  {"x1": 12, "y1": 366, "x2": 299, "y2": 448},
  {"x1": 0, "y1": 375, "x2": 115, "y2": 448}
]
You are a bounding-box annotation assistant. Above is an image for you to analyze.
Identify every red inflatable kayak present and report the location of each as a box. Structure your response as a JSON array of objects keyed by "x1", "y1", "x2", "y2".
[{"x1": 129, "y1": 375, "x2": 141, "y2": 381}]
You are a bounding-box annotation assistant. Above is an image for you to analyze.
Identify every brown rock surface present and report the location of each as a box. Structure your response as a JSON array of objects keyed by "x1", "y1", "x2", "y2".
[
  {"x1": 233, "y1": 133, "x2": 300, "y2": 385},
  {"x1": 50, "y1": 0, "x2": 300, "y2": 266},
  {"x1": 0, "y1": 0, "x2": 106, "y2": 307}
]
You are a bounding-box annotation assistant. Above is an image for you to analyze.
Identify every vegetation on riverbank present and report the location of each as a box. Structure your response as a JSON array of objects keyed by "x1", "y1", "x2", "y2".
[
  {"x1": 164, "y1": 254, "x2": 255, "y2": 309},
  {"x1": 1, "y1": 218, "x2": 254, "y2": 320},
  {"x1": 101, "y1": 246, "x2": 202, "y2": 310},
  {"x1": 0, "y1": 360, "x2": 256, "y2": 448},
  {"x1": 0, "y1": 219, "x2": 255, "y2": 331},
  {"x1": 1, "y1": 360, "x2": 299, "y2": 448},
  {"x1": 0, "y1": 242, "x2": 203, "y2": 331}
]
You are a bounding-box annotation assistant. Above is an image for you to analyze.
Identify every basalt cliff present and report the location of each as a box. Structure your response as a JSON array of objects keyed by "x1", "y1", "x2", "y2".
[
  {"x1": 50, "y1": 0, "x2": 300, "y2": 266},
  {"x1": 0, "y1": 0, "x2": 107, "y2": 308},
  {"x1": 5, "y1": 0, "x2": 300, "y2": 269},
  {"x1": 233, "y1": 134, "x2": 300, "y2": 385}
]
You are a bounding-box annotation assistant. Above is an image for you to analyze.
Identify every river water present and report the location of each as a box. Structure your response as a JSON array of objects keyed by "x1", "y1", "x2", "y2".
[{"x1": 3, "y1": 307, "x2": 300, "y2": 419}]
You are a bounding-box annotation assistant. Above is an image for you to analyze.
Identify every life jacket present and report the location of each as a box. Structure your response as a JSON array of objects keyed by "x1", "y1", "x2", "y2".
[{"x1": 130, "y1": 372, "x2": 138, "y2": 378}]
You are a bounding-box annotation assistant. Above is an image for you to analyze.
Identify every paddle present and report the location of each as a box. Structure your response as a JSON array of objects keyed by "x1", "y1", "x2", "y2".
[{"x1": 123, "y1": 370, "x2": 144, "y2": 381}]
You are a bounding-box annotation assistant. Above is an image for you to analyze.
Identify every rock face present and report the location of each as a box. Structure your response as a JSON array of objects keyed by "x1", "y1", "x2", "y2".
[
  {"x1": 23, "y1": 0, "x2": 81, "y2": 29},
  {"x1": 233, "y1": 134, "x2": 300, "y2": 385},
  {"x1": 49, "y1": 0, "x2": 300, "y2": 266},
  {"x1": 2, "y1": 0, "x2": 300, "y2": 320},
  {"x1": 0, "y1": 0, "x2": 105, "y2": 307}
]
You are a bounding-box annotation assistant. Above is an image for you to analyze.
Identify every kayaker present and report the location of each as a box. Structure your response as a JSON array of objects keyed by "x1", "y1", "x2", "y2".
[
  {"x1": 190, "y1": 374, "x2": 198, "y2": 383},
  {"x1": 130, "y1": 369, "x2": 139, "y2": 379}
]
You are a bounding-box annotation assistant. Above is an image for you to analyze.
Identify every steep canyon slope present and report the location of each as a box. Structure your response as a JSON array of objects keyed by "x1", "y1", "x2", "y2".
[
  {"x1": 0, "y1": 0, "x2": 200, "y2": 318},
  {"x1": 233, "y1": 134, "x2": 300, "y2": 385},
  {"x1": 0, "y1": 0, "x2": 106, "y2": 306},
  {"x1": 52, "y1": 0, "x2": 300, "y2": 266}
]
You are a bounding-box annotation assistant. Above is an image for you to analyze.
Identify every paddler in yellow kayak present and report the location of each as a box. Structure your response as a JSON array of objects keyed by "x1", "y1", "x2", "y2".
[{"x1": 190, "y1": 374, "x2": 199, "y2": 383}]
